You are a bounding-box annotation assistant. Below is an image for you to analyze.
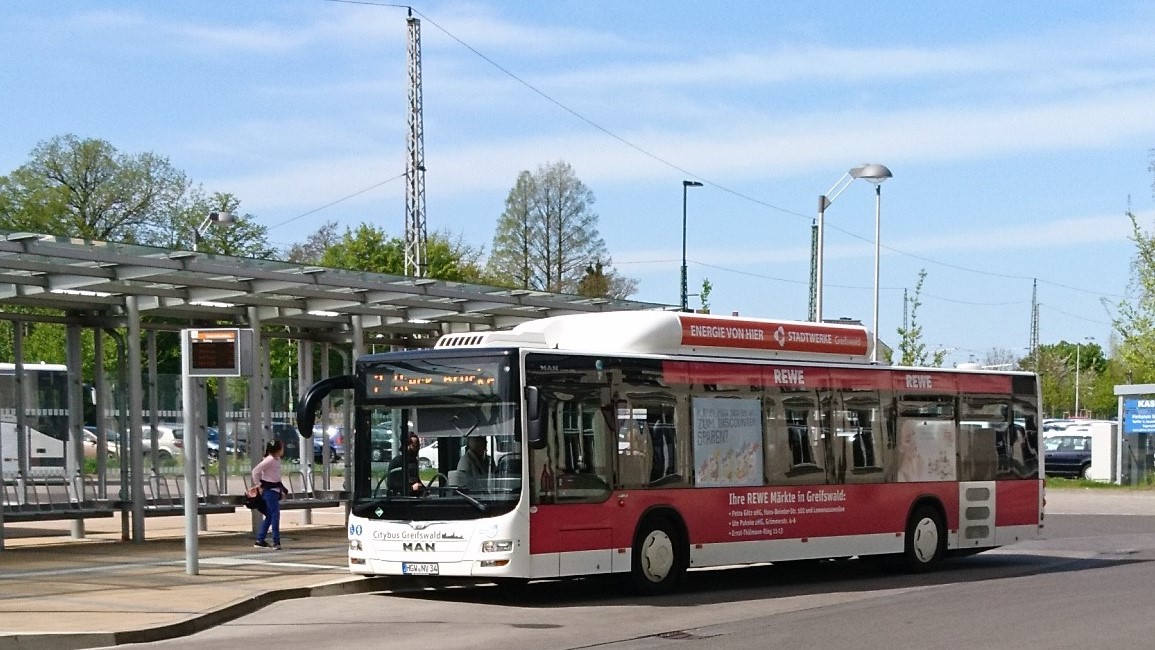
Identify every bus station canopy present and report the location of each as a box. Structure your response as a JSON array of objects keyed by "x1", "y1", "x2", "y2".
[{"x1": 0, "y1": 231, "x2": 669, "y2": 343}]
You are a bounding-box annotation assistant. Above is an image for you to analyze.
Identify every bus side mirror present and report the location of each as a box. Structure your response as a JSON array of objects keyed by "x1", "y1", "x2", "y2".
[
  {"x1": 297, "y1": 374, "x2": 358, "y2": 438},
  {"x1": 524, "y1": 386, "x2": 547, "y2": 450}
]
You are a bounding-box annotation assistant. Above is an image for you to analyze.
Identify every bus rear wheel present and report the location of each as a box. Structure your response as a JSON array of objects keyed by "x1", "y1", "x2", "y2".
[
  {"x1": 630, "y1": 517, "x2": 686, "y2": 595},
  {"x1": 903, "y1": 505, "x2": 945, "y2": 573}
]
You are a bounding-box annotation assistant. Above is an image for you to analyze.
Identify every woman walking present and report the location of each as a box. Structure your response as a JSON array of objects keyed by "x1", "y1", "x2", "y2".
[{"x1": 251, "y1": 439, "x2": 288, "y2": 549}]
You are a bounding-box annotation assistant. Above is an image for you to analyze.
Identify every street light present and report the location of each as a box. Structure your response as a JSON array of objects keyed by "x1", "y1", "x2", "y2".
[
  {"x1": 814, "y1": 164, "x2": 892, "y2": 326},
  {"x1": 1074, "y1": 336, "x2": 1095, "y2": 416},
  {"x1": 680, "y1": 180, "x2": 703, "y2": 311},
  {"x1": 193, "y1": 211, "x2": 234, "y2": 252},
  {"x1": 857, "y1": 164, "x2": 893, "y2": 363}
]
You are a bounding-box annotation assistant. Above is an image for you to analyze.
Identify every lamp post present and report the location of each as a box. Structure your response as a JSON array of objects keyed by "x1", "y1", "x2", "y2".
[
  {"x1": 814, "y1": 164, "x2": 892, "y2": 326},
  {"x1": 858, "y1": 164, "x2": 892, "y2": 363},
  {"x1": 1074, "y1": 336, "x2": 1094, "y2": 416},
  {"x1": 680, "y1": 180, "x2": 703, "y2": 311},
  {"x1": 193, "y1": 211, "x2": 234, "y2": 252}
]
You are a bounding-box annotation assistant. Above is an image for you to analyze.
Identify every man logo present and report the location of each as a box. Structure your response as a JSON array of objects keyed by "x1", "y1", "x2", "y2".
[{"x1": 403, "y1": 542, "x2": 435, "y2": 552}]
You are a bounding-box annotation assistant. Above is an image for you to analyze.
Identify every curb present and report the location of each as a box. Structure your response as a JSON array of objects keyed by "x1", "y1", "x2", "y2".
[{"x1": 0, "y1": 576, "x2": 396, "y2": 650}]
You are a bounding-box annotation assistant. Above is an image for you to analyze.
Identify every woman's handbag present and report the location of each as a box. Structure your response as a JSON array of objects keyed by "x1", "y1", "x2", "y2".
[{"x1": 244, "y1": 485, "x2": 266, "y2": 514}]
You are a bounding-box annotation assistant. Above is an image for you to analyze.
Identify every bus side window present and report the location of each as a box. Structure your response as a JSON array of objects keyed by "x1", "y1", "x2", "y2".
[
  {"x1": 650, "y1": 422, "x2": 677, "y2": 483},
  {"x1": 616, "y1": 415, "x2": 651, "y2": 487},
  {"x1": 544, "y1": 396, "x2": 612, "y2": 503},
  {"x1": 786, "y1": 409, "x2": 815, "y2": 466}
]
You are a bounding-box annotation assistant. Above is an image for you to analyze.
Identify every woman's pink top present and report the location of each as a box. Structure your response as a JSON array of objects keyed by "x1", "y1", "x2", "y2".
[{"x1": 251, "y1": 455, "x2": 282, "y2": 485}]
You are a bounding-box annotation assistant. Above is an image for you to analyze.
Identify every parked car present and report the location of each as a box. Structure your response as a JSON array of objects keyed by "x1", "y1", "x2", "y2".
[
  {"x1": 82, "y1": 426, "x2": 121, "y2": 459},
  {"x1": 206, "y1": 427, "x2": 245, "y2": 460},
  {"x1": 369, "y1": 425, "x2": 393, "y2": 462},
  {"x1": 1042, "y1": 419, "x2": 1078, "y2": 433},
  {"x1": 143, "y1": 424, "x2": 184, "y2": 461},
  {"x1": 311, "y1": 425, "x2": 344, "y2": 462},
  {"x1": 231, "y1": 422, "x2": 306, "y2": 462},
  {"x1": 84, "y1": 425, "x2": 122, "y2": 446},
  {"x1": 1043, "y1": 434, "x2": 1092, "y2": 479},
  {"x1": 271, "y1": 423, "x2": 305, "y2": 462},
  {"x1": 417, "y1": 440, "x2": 439, "y2": 470},
  {"x1": 81, "y1": 430, "x2": 117, "y2": 460}
]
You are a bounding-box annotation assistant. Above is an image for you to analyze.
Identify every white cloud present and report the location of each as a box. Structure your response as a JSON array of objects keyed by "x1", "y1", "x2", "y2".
[
  {"x1": 616, "y1": 211, "x2": 1144, "y2": 273},
  {"x1": 222, "y1": 82, "x2": 1155, "y2": 208}
]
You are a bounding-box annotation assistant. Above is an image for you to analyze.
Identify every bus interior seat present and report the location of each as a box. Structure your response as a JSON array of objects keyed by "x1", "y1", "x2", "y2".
[
  {"x1": 446, "y1": 470, "x2": 466, "y2": 487},
  {"x1": 496, "y1": 453, "x2": 521, "y2": 477}
]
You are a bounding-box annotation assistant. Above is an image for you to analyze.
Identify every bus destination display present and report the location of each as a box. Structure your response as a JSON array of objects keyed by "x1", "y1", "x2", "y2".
[{"x1": 365, "y1": 362, "x2": 499, "y2": 399}]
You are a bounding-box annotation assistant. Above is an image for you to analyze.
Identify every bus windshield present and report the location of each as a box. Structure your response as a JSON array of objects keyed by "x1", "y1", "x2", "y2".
[{"x1": 358, "y1": 403, "x2": 521, "y2": 518}]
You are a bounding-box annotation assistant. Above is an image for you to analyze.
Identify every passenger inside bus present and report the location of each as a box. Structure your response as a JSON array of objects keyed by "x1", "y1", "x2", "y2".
[{"x1": 386, "y1": 432, "x2": 425, "y2": 496}]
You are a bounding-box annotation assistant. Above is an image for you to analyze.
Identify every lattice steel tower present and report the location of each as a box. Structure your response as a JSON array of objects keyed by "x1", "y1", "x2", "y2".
[
  {"x1": 1029, "y1": 278, "x2": 1039, "y2": 371},
  {"x1": 405, "y1": 10, "x2": 428, "y2": 277}
]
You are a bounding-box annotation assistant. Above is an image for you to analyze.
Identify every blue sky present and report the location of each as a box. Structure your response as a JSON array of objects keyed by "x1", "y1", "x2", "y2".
[{"x1": 3, "y1": 1, "x2": 1154, "y2": 365}]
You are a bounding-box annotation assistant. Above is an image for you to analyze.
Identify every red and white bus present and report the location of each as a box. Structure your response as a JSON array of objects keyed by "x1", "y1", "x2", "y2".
[{"x1": 298, "y1": 311, "x2": 1043, "y2": 593}]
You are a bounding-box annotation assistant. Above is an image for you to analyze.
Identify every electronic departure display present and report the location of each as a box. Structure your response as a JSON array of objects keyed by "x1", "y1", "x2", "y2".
[
  {"x1": 363, "y1": 359, "x2": 502, "y2": 401},
  {"x1": 183, "y1": 328, "x2": 254, "y2": 377}
]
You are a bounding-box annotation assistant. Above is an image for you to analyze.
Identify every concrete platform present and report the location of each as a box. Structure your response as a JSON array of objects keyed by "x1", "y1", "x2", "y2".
[{"x1": 0, "y1": 506, "x2": 386, "y2": 650}]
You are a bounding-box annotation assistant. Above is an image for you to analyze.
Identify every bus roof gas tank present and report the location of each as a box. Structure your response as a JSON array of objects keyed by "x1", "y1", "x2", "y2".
[{"x1": 435, "y1": 311, "x2": 874, "y2": 363}]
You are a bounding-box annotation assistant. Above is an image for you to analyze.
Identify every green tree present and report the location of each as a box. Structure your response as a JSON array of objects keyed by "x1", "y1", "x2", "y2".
[
  {"x1": 892, "y1": 269, "x2": 947, "y2": 367},
  {"x1": 488, "y1": 161, "x2": 635, "y2": 296},
  {"x1": 285, "y1": 220, "x2": 341, "y2": 264},
  {"x1": 1032, "y1": 340, "x2": 1107, "y2": 417},
  {"x1": 152, "y1": 191, "x2": 275, "y2": 258},
  {"x1": 319, "y1": 223, "x2": 486, "y2": 282},
  {"x1": 489, "y1": 171, "x2": 537, "y2": 288},
  {"x1": 0, "y1": 135, "x2": 191, "y2": 243},
  {"x1": 1114, "y1": 208, "x2": 1155, "y2": 382},
  {"x1": 699, "y1": 278, "x2": 713, "y2": 313},
  {"x1": 576, "y1": 260, "x2": 638, "y2": 300}
]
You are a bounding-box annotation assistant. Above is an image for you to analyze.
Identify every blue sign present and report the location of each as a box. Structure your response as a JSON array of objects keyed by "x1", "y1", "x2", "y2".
[{"x1": 1123, "y1": 398, "x2": 1155, "y2": 434}]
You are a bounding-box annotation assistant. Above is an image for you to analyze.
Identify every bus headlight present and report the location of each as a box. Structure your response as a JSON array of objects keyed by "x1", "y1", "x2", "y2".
[
  {"x1": 349, "y1": 539, "x2": 363, "y2": 551},
  {"x1": 481, "y1": 540, "x2": 513, "y2": 552}
]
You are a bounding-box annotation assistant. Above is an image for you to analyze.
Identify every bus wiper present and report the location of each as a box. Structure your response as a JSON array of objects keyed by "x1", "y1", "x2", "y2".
[{"x1": 454, "y1": 487, "x2": 488, "y2": 512}]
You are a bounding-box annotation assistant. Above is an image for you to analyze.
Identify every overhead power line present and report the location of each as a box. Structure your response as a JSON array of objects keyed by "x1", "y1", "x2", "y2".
[{"x1": 322, "y1": 0, "x2": 1125, "y2": 304}]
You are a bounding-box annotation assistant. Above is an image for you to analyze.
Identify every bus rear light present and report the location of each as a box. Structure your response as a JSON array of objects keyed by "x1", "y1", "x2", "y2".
[
  {"x1": 482, "y1": 540, "x2": 513, "y2": 552},
  {"x1": 350, "y1": 557, "x2": 366, "y2": 565},
  {"x1": 480, "y1": 559, "x2": 510, "y2": 567}
]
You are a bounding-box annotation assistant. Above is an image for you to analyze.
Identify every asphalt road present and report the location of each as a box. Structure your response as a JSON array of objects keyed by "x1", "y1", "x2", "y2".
[{"x1": 122, "y1": 512, "x2": 1155, "y2": 650}]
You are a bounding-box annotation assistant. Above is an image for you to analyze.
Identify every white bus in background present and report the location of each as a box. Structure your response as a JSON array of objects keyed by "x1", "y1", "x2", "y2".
[{"x1": 0, "y1": 362, "x2": 69, "y2": 474}]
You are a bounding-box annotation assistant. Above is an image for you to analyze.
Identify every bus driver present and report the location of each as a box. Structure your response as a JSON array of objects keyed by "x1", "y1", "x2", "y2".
[{"x1": 457, "y1": 436, "x2": 494, "y2": 485}]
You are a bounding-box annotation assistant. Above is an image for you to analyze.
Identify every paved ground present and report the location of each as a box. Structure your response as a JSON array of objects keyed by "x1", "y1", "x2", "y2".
[
  {"x1": 0, "y1": 488, "x2": 1152, "y2": 650},
  {"x1": 0, "y1": 506, "x2": 383, "y2": 650}
]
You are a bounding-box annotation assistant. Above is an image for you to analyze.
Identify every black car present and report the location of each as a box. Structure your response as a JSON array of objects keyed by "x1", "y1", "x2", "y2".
[
  {"x1": 1043, "y1": 434, "x2": 1092, "y2": 479},
  {"x1": 271, "y1": 423, "x2": 306, "y2": 462},
  {"x1": 206, "y1": 426, "x2": 246, "y2": 459},
  {"x1": 370, "y1": 425, "x2": 393, "y2": 462}
]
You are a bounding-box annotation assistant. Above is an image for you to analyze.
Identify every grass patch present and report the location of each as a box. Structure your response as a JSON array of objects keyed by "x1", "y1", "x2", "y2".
[
  {"x1": 1046, "y1": 477, "x2": 1126, "y2": 489},
  {"x1": 1046, "y1": 476, "x2": 1155, "y2": 490}
]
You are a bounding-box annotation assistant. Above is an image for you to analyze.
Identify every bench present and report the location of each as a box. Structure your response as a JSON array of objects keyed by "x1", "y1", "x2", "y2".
[
  {"x1": 246, "y1": 471, "x2": 347, "y2": 511},
  {"x1": 2, "y1": 474, "x2": 117, "y2": 522}
]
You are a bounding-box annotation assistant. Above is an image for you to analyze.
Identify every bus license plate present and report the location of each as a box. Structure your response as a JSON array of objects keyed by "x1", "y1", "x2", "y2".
[{"x1": 403, "y1": 562, "x2": 439, "y2": 575}]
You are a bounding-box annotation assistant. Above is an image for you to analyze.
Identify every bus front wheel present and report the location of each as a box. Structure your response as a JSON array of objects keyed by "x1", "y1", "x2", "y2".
[
  {"x1": 903, "y1": 505, "x2": 945, "y2": 572},
  {"x1": 630, "y1": 517, "x2": 686, "y2": 595}
]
